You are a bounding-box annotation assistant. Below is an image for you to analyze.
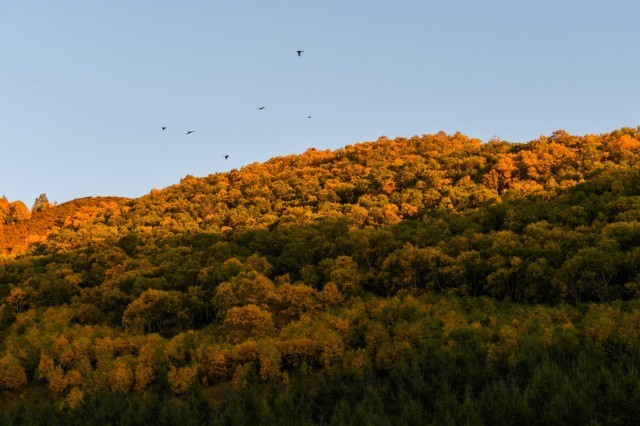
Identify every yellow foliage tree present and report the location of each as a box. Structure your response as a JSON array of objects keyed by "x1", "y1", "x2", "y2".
[
  {"x1": 65, "y1": 387, "x2": 85, "y2": 410},
  {"x1": 199, "y1": 347, "x2": 232, "y2": 382},
  {"x1": 37, "y1": 354, "x2": 55, "y2": 380},
  {"x1": 0, "y1": 354, "x2": 28, "y2": 391},
  {"x1": 320, "y1": 334, "x2": 345, "y2": 368},
  {"x1": 48, "y1": 366, "x2": 68, "y2": 394},
  {"x1": 108, "y1": 361, "x2": 134, "y2": 392},
  {"x1": 167, "y1": 365, "x2": 198, "y2": 394},
  {"x1": 6, "y1": 287, "x2": 28, "y2": 314},
  {"x1": 66, "y1": 370, "x2": 83, "y2": 388},
  {"x1": 5, "y1": 200, "x2": 31, "y2": 224},
  {"x1": 275, "y1": 283, "x2": 321, "y2": 324},
  {"x1": 257, "y1": 343, "x2": 281, "y2": 381},
  {"x1": 212, "y1": 271, "x2": 279, "y2": 315},
  {"x1": 223, "y1": 304, "x2": 275, "y2": 343},
  {"x1": 276, "y1": 338, "x2": 318, "y2": 369},
  {"x1": 134, "y1": 363, "x2": 155, "y2": 393}
]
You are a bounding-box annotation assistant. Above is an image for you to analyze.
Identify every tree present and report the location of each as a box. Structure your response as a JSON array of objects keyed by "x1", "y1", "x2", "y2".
[
  {"x1": 275, "y1": 283, "x2": 322, "y2": 324},
  {"x1": 122, "y1": 289, "x2": 192, "y2": 336},
  {"x1": 4, "y1": 200, "x2": 31, "y2": 224},
  {"x1": 48, "y1": 366, "x2": 68, "y2": 394},
  {"x1": 0, "y1": 354, "x2": 28, "y2": 391},
  {"x1": 32, "y1": 193, "x2": 51, "y2": 213},
  {"x1": 223, "y1": 304, "x2": 275, "y2": 343},
  {"x1": 0, "y1": 196, "x2": 9, "y2": 224},
  {"x1": 7, "y1": 287, "x2": 29, "y2": 314},
  {"x1": 109, "y1": 361, "x2": 134, "y2": 392},
  {"x1": 561, "y1": 240, "x2": 625, "y2": 302},
  {"x1": 211, "y1": 271, "x2": 279, "y2": 315},
  {"x1": 168, "y1": 365, "x2": 198, "y2": 394},
  {"x1": 198, "y1": 347, "x2": 232, "y2": 383},
  {"x1": 380, "y1": 244, "x2": 457, "y2": 294},
  {"x1": 320, "y1": 256, "x2": 363, "y2": 296}
]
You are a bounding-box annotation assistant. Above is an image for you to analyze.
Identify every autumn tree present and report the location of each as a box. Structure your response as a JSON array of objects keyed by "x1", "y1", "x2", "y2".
[
  {"x1": 0, "y1": 354, "x2": 28, "y2": 391},
  {"x1": 320, "y1": 255, "x2": 363, "y2": 296},
  {"x1": 275, "y1": 283, "x2": 322, "y2": 324},
  {"x1": 4, "y1": 200, "x2": 31, "y2": 224},
  {"x1": 122, "y1": 289, "x2": 192, "y2": 336},
  {"x1": 168, "y1": 365, "x2": 198, "y2": 394},
  {"x1": 109, "y1": 360, "x2": 134, "y2": 392},
  {"x1": 380, "y1": 244, "x2": 458, "y2": 294},
  {"x1": 32, "y1": 193, "x2": 51, "y2": 213},
  {"x1": 211, "y1": 271, "x2": 279, "y2": 315},
  {"x1": 223, "y1": 304, "x2": 275, "y2": 343},
  {"x1": 0, "y1": 196, "x2": 9, "y2": 224}
]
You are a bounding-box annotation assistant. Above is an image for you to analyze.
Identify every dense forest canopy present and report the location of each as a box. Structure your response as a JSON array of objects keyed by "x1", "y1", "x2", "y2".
[{"x1": 2, "y1": 127, "x2": 640, "y2": 424}]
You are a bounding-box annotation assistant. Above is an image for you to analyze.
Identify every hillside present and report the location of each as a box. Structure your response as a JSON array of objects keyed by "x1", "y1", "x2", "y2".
[
  {"x1": 4, "y1": 128, "x2": 640, "y2": 253},
  {"x1": 1, "y1": 127, "x2": 640, "y2": 424},
  {"x1": 0, "y1": 197, "x2": 129, "y2": 256},
  {"x1": 115, "y1": 129, "x2": 640, "y2": 235}
]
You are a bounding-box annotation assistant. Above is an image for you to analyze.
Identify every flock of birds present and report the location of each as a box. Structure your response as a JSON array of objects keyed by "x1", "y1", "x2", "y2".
[{"x1": 161, "y1": 50, "x2": 309, "y2": 162}]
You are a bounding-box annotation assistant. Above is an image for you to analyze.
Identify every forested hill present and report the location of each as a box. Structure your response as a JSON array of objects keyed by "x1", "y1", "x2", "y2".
[
  {"x1": 0, "y1": 197, "x2": 128, "y2": 255},
  {"x1": 2, "y1": 128, "x2": 640, "y2": 424},
  {"x1": 3, "y1": 127, "x2": 640, "y2": 301},
  {"x1": 69, "y1": 127, "x2": 640, "y2": 238},
  {"x1": 131, "y1": 128, "x2": 638, "y2": 232},
  {"x1": 4, "y1": 128, "x2": 640, "y2": 249}
]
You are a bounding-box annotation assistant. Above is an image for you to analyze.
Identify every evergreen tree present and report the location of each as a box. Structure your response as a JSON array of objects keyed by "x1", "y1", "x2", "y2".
[{"x1": 32, "y1": 193, "x2": 51, "y2": 212}]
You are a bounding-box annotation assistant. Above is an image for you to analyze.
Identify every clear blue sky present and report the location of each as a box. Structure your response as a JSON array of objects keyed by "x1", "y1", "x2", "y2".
[{"x1": 1, "y1": 1, "x2": 639, "y2": 205}]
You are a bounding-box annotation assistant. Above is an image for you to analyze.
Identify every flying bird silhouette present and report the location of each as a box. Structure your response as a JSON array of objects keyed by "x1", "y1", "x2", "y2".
[
  {"x1": 224, "y1": 155, "x2": 229, "y2": 160},
  {"x1": 307, "y1": 116, "x2": 312, "y2": 118},
  {"x1": 161, "y1": 127, "x2": 166, "y2": 131},
  {"x1": 296, "y1": 50, "x2": 304, "y2": 57},
  {"x1": 257, "y1": 106, "x2": 265, "y2": 110},
  {"x1": 186, "y1": 131, "x2": 194, "y2": 135}
]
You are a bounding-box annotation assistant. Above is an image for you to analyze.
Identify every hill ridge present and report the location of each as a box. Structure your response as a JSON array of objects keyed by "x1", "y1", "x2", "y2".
[{"x1": 2, "y1": 127, "x2": 640, "y2": 254}]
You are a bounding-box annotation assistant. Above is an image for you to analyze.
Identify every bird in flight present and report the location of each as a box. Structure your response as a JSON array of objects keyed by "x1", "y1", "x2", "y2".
[
  {"x1": 257, "y1": 106, "x2": 265, "y2": 110},
  {"x1": 296, "y1": 50, "x2": 304, "y2": 57},
  {"x1": 161, "y1": 126, "x2": 166, "y2": 131},
  {"x1": 307, "y1": 116, "x2": 312, "y2": 119},
  {"x1": 224, "y1": 155, "x2": 229, "y2": 160},
  {"x1": 186, "y1": 131, "x2": 194, "y2": 135}
]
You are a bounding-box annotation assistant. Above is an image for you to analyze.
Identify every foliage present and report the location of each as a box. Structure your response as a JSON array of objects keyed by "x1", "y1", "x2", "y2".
[{"x1": 2, "y1": 127, "x2": 640, "y2": 422}]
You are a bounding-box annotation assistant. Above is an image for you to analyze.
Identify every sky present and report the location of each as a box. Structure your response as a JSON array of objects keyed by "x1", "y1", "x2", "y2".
[{"x1": 1, "y1": 1, "x2": 639, "y2": 205}]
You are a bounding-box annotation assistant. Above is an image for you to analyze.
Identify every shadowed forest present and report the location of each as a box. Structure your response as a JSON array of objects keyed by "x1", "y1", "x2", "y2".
[{"x1": 2, "y1": 128, "x2": 640, "y2": 424}]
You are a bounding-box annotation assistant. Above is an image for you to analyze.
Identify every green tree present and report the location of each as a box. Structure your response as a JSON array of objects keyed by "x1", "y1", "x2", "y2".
[{"x1": 122, "y1": 289, "x2": 191, "y2": 336}]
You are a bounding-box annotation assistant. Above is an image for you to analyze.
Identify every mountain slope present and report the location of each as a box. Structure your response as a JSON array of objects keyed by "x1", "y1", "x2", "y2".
[
  {"x1": 5, "y1": 128, "x2": 640, "y2": 254},
  {"x1": 0, "y1": 197, "x2": 128, "y2": 255},
  {"x1": 97, "y1": 128, "x2": 640, "y2": 239},
  {"x1": 1, "y1": 127, "x2": 640, "y2": 422}
]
